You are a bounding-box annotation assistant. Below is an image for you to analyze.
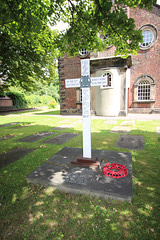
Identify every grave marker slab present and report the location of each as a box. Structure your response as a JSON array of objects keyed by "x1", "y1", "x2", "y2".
[
  {"x1": 0, "y1": 135, "x2": 14, "y2": 141},
  {"x1": 116, "y1": 135, "x2": 144, "y2": 150},
  {"x1": 120, "y1": 120, "x2": 135, "y2": 126},
  {"x1": 103, "y1": 120, "x2": 117, "y2": 125},
  {"x1": 110, "y1": 126, "x2": 131, "y2": 133},
  {"x1": 0, "y1": 148, "x2": 34, "y2": 169},
  {"x1": 18, "y1": 131, "x2": 57, "y2": 142},
  {"x1": 42, "y1": 133, "x2": 79, "y2": 145},
  {"x1": 0, "y1": 122, "x2": 19, "y2": 127},
  {"x1": 51, "y1": 125, "x2": 72, "y2": 131},
  {"x1": 157, "y1": 127, "x2": 160, "y2": 134}
]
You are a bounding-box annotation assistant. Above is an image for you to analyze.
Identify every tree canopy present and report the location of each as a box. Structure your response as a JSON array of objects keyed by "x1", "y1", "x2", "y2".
[{"x1": 0, "y1": 0, "x2": 156, "y2": 93}]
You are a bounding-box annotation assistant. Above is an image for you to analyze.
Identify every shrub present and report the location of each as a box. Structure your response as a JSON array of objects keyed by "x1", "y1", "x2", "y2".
[
  {"x1": 25, "y1": 95, "x2": 41, "y2": 107},
  {"x1": 48, "y1": 99, "x2": 58, "y2": 109},
  {"x1": 25, "y1": 95, "x2": 54, "y2": 107},
  {"x1": 6, "y1": 91, "x2": 27, "y2": 109},
  {"x1": 40, "y1": 95, "x2": 53, "y2": 105}
]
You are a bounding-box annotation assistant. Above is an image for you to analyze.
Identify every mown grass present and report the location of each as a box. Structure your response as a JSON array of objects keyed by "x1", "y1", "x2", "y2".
[{"x1": 0, "y1": 110, "x2": 160, "y2": 239}]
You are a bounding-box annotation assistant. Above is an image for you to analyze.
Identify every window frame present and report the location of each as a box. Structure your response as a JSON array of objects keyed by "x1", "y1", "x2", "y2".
[
  {"x1": 137, "y1": 79, "x2": 151, "y2": 101},
  {"x1": 134, "y1": 75, "x2": 155, "y2": 103},
  {"x1": 78, "y1": 49, "x2": 89, "y2": 58},
  {"x1": 140, "y1": 24, "x2": 157, "y2": 50},
  {"x1": 100, "y1": 72, "x2": 113, "y2": 89}
]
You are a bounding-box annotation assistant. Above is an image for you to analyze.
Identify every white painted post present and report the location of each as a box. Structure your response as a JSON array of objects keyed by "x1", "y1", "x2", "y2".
[
  {"x1": 65, "y1": 59, "x2": 107, "y2": 160},
  {"x1": 81, "y1": 59, "x2": 91, "y2": 158}
]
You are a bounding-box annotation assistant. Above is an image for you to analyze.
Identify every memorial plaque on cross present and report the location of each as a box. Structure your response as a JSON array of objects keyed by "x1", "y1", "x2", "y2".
[{"x1": 65, "y1": 59, "x2": 107, "y2": 165}]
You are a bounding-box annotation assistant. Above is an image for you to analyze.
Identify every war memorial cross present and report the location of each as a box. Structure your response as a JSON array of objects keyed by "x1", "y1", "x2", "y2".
[{"x1": 65, "y1": 59, "x2": 107, "y2": 161}]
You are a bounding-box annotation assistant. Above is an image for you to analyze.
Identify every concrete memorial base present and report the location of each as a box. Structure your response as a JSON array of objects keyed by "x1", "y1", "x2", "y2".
[{"x1": 26, "y1": 147, "x2": 132, "y2": 202}]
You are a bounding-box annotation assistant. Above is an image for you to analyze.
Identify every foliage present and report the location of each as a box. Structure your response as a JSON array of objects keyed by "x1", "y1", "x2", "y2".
[
  {"x1": 5, "y1": 86, "x2": 57, "y2": 108},
  {"x1": 48, "y1": 99, "x2": 58, "y2": 109},
  {"x1": 0, "y1": 0, "x2": 59, "y2": 93},
  {"x1": 6, "y1": 90, "x2": 27, "y2": 109},
  {"x1": 34, "y1": 82, "x2": 60, "y2": 102},
  {"x1": 25, "y1": 94, "x2": 53, "y2": 107},
  {"x1": 57, "y1": 0, "x2": 157, "y2": 56}
]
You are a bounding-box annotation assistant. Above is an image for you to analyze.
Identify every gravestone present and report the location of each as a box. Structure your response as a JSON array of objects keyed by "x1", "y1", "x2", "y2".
[
  {"x1": 0, "y1": 148, "x2": 34, "y2": 169},
  {"x1": 116, "y1": 135, "x2": 144, "y2": 150},
  {"x1": 0, "y1": 135, "x2": 15, "y2": 141},
  {"x1": 18, "y1": 131, "x2": 57, "y2": 143},
  {"x1": 110, "y1": 126, "x2": 131, "y2": 133},
  {"x1": 65, "y1": 59, "x2": 107, "y2": 165},
  {"x1": 157, "y1": 127, "x2": 160, "y2": 134},
  {"x1": 0, "y1": 122, "x2": 19, "y2": 127},
  {"x1": 42, "y1": 133, "x2": 79, "y2": 145}
]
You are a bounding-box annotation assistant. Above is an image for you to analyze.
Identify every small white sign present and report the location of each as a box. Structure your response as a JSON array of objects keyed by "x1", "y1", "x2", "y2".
[
  {"x1": 91, "y1": 77, "x2": 107, "y2": 86},
  {"x1": 65, "y1": 79, "x2": 80, "y2": 88}
]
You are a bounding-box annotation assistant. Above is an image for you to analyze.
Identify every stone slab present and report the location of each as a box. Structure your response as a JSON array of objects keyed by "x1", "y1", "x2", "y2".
[
  {"x1": 42, "y1": 133, "x2": 79, "y2": 145},
  {"x1": 120, "y1": 120, "x2": 135, "y2": 126},
  {"x1": 103, "y1": 120, "x2": 117, "y2": 125},
  {"x1": 26, "y1": 147, "x2": 132, "y2": 202},
  {"x1": 116, "y1": 135, "x2": 144, "y2": 150},
  {"x1": 11, "y1": 124, "x2": 32, "y2": 129},
  {"x1": 0, "y1": 148, "x2": 34, "y2": 169},
  {"x1": 0, "y1": 122, "x2": 20, "y2": 127},
  {"x1": 157, "y1": 127, "x2": 160, "y2": 134},
  {"x1": 51, "y1": 125, "x2": 72, "y2": 131},
  {"x1": 72, "y1": 120, "x2": 82, "y2": 125},
  {"x1": 110, "y1": 126, "x2": 130, "y2": 133},
  {"x1": 18, "y1": 131, "x2": 58, "y2": 143},
  {"x1": 0, "y1": 135, "x2": 15, "y2": 141}
]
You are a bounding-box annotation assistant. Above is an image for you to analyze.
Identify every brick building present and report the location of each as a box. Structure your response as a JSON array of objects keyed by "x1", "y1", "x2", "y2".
[{"x1": 58, "y1": 4, "x2": 160, "y2": 116}]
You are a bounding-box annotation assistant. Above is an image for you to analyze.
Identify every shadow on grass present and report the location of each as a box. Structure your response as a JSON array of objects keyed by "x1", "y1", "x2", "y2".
[{"x1": 0, "y1": 119, "x2": 160, "y2": 239}]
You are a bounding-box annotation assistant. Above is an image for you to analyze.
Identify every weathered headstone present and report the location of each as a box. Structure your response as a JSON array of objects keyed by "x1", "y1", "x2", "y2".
[{"x1": 65, "y1": 59, "x2": 107, "y2": 165}]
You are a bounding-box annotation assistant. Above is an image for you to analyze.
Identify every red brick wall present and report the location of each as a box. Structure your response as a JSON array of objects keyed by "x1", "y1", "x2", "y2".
[
  {"x1": 59, "y1": 53, "x2": 82, "y2": 114},
  {"x1": 129, "y1": 5, "x2": 160, "y2": 109},
  {"x1": 0, "y1": 97, "x2": 13, "y2": 107}
]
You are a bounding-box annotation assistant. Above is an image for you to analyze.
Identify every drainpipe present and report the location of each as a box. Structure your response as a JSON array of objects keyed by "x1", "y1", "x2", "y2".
[{"x1": 126, "y1": 68, "x2": 130, "y2": 115}]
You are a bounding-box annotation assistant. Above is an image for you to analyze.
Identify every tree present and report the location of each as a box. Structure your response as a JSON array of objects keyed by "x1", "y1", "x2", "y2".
[
  {"x1": 0, "y1": 0, "x2": 59, "y2": 93},
  {"x1": 0, "y1": 0, "x2": 156, "y2": 93},
  {"x1": 58, "y1": 0, "x2": 157, "y2": 56}
]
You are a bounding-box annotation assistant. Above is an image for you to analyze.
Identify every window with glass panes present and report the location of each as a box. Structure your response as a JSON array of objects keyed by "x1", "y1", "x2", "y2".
[
  {"x1": 101, "y1": 73, "x2": 112, "y2": 88},
  {"x1": 138, "y1": 80, "x2": 150, "y2": 100},
  {"x1": 141, "y1": 30, "x2": 154, "y2": 47}
]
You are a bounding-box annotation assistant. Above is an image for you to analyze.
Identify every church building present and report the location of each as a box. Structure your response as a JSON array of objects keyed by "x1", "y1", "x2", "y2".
[{"x1": 58, "y1": 4, "x2": 160, "y2": 116}]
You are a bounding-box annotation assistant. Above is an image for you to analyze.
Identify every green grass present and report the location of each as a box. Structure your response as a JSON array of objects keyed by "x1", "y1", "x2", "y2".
[{"x1": 0, "y1": 110, "x2": 160, "y2": 239}]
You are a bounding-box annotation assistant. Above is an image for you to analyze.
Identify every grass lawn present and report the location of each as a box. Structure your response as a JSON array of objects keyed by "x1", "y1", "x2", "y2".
[{"x1": 0, "y1": 109, "x2": 160, "y2": 239}]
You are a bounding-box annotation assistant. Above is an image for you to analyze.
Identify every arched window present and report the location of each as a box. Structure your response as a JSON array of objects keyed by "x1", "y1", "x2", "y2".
[
  {"x1": 138, "y1": 80, "x2": 150, "y2": 100},
  {"x1": 101, "y1": 72, "x2": 112, "y2": 89},
  {"x1": 134, "y1": 75, "x2": 155, "y2": 102},
  {"x1": 78, "y1": 49, "x2": 89, "y2": 58}
]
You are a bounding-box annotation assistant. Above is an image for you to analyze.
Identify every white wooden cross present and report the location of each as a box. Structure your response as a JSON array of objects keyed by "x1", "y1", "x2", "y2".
[{"x1": 65, "y1": 59, "x2": 107, "y2": 159}]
